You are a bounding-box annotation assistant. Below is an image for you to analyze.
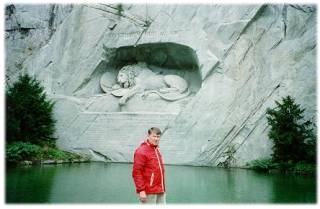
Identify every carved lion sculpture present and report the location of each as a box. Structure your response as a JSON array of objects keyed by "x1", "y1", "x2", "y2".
[{"x1": 111, "y1": 63, "x2": 190, "y2": 106}]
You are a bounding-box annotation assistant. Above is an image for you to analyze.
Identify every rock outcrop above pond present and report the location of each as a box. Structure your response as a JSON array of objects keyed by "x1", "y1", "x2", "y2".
[{"x1": 5, "y1": 4, "x2": 316, "y2": 167}]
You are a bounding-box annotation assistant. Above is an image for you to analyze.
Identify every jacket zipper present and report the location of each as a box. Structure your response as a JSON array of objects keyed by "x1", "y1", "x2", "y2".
[
  {"x1": 154, "y1": 147, "x2": 164, "y2": 192},
  {"x1": 150, "y1": 173, "x2": 154, "y2": 187}
]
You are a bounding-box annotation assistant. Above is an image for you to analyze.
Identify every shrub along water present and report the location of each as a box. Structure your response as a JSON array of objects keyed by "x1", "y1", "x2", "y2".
[
  {"x1": 6, "y1": 141, "x2": 84, "y2": 164},
  {"x1": 266, "y1": 96, "x2": 316, "y2": 164},
  {"x1": 6, "y1": 74, "x2": 56, "y2": 145},
  {"x1": 6, "y1": 74, "x2": 85, "y2": 165},
  {"x1": 248, "y1": 96, "x2": 316, "y2": 175}
]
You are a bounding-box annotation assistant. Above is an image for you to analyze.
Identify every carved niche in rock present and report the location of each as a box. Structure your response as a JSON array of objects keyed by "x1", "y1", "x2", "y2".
[{"x1": 100, "y1": 62, "x2": 190, "y2": 106}]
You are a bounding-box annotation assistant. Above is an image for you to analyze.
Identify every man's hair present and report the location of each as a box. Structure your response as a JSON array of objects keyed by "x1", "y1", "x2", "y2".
[{"x1": 148, "y1": 127, "x2": 162, "y2": 135}]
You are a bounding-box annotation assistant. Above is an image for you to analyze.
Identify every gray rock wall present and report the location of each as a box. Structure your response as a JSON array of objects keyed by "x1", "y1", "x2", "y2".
[
  {"x1": 5, "y1": 4, "x2": 316, "y2": 166},
  {"x1": 5, "y1": 4, "x2": 73, "y2": 84}
]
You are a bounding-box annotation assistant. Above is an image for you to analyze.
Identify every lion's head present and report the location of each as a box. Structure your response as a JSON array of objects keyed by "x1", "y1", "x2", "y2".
[{"x1": 117, "y1": 64, "x2": 141, "y2": 88}]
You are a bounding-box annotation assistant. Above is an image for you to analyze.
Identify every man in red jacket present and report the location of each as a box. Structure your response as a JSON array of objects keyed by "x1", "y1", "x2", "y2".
[{"x1": 132, "y1": 127, "x2": 166, "y2": 204}]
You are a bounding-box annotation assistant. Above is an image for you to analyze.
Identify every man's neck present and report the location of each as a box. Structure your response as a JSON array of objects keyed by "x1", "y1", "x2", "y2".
[{"x1": 146, "y1": 139, "x2": 158, "y2": 147}]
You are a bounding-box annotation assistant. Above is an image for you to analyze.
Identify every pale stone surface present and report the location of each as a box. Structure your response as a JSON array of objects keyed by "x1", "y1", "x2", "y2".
[
  {"x1": 55, "y1": 112, "x2": 178, "y2": 163},
  {"x1": 5, "y1": 4, "x2": 73, "y2": 85},
  {"x1": 5, "y1": 4, "x2": 317, "y2": 167}
]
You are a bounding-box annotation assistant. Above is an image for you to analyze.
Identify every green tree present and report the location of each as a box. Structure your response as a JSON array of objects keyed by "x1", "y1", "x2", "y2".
[
  {"x1": 266, "y1": 96, "x2": 316, "y2": 164},
  {"x1": 116, "y1": 4, "x2": 123, "y2": 17},
  {"x1": 6, "y1": 74, "x2": 56, "y2": 146}
]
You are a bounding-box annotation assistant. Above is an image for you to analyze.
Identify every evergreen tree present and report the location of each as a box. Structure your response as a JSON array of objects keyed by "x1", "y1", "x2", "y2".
[
  {"x1": 266, "y1": 96, "x2": 316, "y2": 164},
  {"x1": 6, "y1": 74, "x2": 56, "y2": 146}
]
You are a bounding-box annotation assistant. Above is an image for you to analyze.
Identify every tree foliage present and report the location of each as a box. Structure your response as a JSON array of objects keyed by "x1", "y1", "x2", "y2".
[
  {"x1": 266, "y1": 96, "x2": 316, "y2": 164},
  {"x1": 6, "y1": 74, "x2": 56, "y2": 146}
]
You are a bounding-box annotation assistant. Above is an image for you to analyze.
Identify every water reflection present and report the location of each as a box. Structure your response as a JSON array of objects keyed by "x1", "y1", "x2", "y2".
[
  {"x1": 166, "y1": 166, "x2": 275, "y2": 203},
  {"x1": 49, "y1": 163, "x2": 137, "y2": 203},
  {"x1": 6, "y1": 165, "x2": 57, "y2": 203},
  {"x1": 6, "y1": 163, "x2": 316, "y2": 203},
  {"x1": 270, "y1": 173, "x2": 317, "y2": 203}
]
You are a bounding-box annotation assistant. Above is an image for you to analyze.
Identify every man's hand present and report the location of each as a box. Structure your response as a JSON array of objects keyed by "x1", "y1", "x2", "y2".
[{"x1": 139, "y1": 191, "x2": 148, "y2": 203}]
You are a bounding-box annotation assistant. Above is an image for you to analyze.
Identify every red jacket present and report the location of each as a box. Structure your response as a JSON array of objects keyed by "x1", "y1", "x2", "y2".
[{"x1": 132, "y1": 140, "x2": 166, "y2": 194}]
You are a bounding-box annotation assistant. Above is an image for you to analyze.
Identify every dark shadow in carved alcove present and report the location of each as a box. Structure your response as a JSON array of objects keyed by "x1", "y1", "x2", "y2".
[
  {"x1": 108, "y1": 42, "x2": 202, "y2": 95},
  {"x1": 113, "y1": 42, "x2": 199, "y2": 71},
  {"x1": 73, "y1": 42, "x2": 202, "y2": 113}
]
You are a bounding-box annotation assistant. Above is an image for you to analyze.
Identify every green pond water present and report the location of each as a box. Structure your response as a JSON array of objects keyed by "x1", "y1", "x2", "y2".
[{"x1": 6, "y1": 162, "x2": 316, "y2": 203}]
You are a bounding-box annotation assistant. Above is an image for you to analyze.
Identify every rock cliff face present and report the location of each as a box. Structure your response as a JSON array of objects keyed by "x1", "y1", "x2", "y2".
[
  {"x1": 5, "y1": 4, "x2": 316, "y2": 166},
  {"x1": 5, "y1": 4, "x2": 73, "y2": 84}
]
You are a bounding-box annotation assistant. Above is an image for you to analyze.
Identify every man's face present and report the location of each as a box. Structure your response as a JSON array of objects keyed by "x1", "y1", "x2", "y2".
[{"x1": 148, "y1": 132, "x2": 161, "y2": 146}]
